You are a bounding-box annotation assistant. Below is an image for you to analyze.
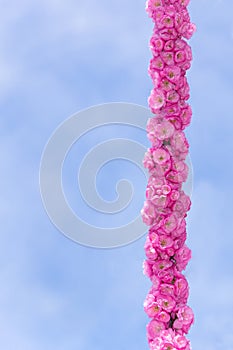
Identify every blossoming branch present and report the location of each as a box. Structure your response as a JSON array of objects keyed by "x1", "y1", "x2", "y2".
[{"x1": 141, "y1": 0, "x2": 196, "y2": 349}]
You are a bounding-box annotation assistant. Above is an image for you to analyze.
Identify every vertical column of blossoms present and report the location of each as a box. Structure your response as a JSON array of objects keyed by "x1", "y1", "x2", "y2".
[{"x1": 141, "y1": 0, "x2": 195, "y2": 349}]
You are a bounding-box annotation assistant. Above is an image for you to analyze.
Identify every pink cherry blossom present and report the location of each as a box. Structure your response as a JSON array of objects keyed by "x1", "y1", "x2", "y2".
[
  {"x1": 157, "y1": 295, "x2": 176, "y2": 312},
  {"x1": 164, "y1": 39, "x2": 175, "y2": 51},
  {"x1": 161, "y1": 15, "x2": 174, "y2": 29},
  {"x1": 161, "y1": 51, "x2": 175, "y2": 65},
  {"x1": 163, "y1": 65, "x2": 181, "y2": 83},
  {"x1": 166, "y1": 90, "x2": 180, "y2": 103},
  {"x1": 147, "y1": 319, "x2": 166, "y2": 340},
  {"x1": 153, "y1": 148, "x2": 170, "y2": 164},
  {"x1": 154, "y1": 120, "x2": 175, "y2": 140},
  {"x1": 149, "y1": 88, "x2": 166, "y2": 112},
  {"x1": 141, "y1": 200, "x2": 157, "y2": 226},
  {"x1": 163, "y1": 213, "x2": 178, "y2": 233}
]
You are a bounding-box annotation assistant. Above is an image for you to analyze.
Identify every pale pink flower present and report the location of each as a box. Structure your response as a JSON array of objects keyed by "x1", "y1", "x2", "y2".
[
  {"x1": 163, "y1": 213, "x2": 178, "y2": 233},
  {"x1": 145, "y1": 236, "x2": 158, "y2": 260},
  {"x1": 147, "y1": 319, "x2": 166, "y2": 340},
  {"x1": 141, "y1": 200, "x2": 156, "y2": 226},
  {"x1": 160, "y1": 283, "x2": 175, "y2": 297},
  {"x1": 145, "y1": 0, "x2": 163, "y2": 18},
  {"x1": 143, "y1": 260, "x2": 153, "y2": 278},
  {"x1": 162, "y1": 184, "x2": 171, "y2": 195},
  {"x1": 154, "y1": 120, "x2": 175, "y2": 140},
  {"x1": 175, "y1": 245, "x2": 192, "y2": 271},
  {"x1": 153, "y1": 148, "x2": 170, "y2": 164},
  {"x1": 149, "y1": 88, "x2": 165, "y2": 112},
  {"x1": 143, "y1": 149, "x2": 154, "y2": 170}
]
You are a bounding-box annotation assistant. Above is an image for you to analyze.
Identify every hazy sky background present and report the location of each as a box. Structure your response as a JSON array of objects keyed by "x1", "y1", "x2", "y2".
[{"x1": 1, "y1": 0, "x2": 233, "y2": 349}]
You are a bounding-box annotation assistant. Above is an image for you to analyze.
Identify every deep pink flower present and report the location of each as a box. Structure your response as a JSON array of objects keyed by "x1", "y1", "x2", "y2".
[
  {"x1": 164, "y1": 39, "x2": 175, "y2": 51},
  {"x1": 166, "y1": 90, "x2": 180, "y2": 103},
  {"x1": 163, "y1": 66, "x2": 181, "y2": 83},
  {"x1": 150, "y1": 36, "x2": 165, "y2": 54},
  {"x1": 161, "y1": 51, "x2": 175, "y2": 65},
  {"x1": 161, "y1": 15, "x2": 174, "y2": 28}
]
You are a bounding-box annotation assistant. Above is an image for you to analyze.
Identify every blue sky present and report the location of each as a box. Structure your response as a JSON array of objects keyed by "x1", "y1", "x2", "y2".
[{"x1": 1, "y1": 0, "x2": 233, "y2": 349}]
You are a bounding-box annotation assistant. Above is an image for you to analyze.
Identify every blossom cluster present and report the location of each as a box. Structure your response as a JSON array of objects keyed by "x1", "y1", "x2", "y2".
[{"x1": 142, "y1": 0, "x2": 195, "y2": 348}]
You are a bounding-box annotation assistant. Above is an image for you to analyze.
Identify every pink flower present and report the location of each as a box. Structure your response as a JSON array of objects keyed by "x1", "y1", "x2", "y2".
[
  {"x1": 156, "y1": 310, "x2": 171, "y2": 322},
  {"x1": 175, "y1": 275, "x2": 189, "y2": 300},
  {"x1": 145, "y1": 0, "x2": 163, "y2": 19},
  {"x1": 145, "y1": 236, "x2": 158, "y2": 260},
  {"x1": 175, "y1": 245, "x2": 192, "y2": 271},
  {"x1": 154, "y1": 120, "x2": 175, "y2": 140},
  {"x1": 170, "y1": 189, "x2": 180, "y2": 201},
  {"x1": 143, "y1": 260, "x2": 153, "y2": 278},
  {"x1": 157, "y1": 234, "x2": 174, "y2": 250},
  {"x1": 152, "y1": 260, "x2": 173, "y2": 275},
  {"x1": 150, "y1": 56, "x2": 165, "y2": 71},
  {"x1": 141, "y1": 200, "x2": 156, "y2": 226},
  {"x1": 150, "y1": 36, "x2": 165, "y2": 54},
  {"x1": 153, "y1": 148, "x2": 170, "y2": 164},
  {"x1": 149, "y1": 88, "x2": 165, "y2": 112},
  {"x1": 160, "y1": 78, "x2": 175, "y2": 92},
  {"x1": 173, "y1": 306, "x2": 194, "y2": 334},
  {"x1": 175, "y1": 50, "x2": 186, "y2": 63},
  {"x1": 163, "y1": 66, "x2": 181, "y2": 83},
  {"x1": 144, "y1": 293, "x2": 162, "y2": 317},
  {"x1": 160, "y1": 28, "x2": 178, "y2": 41},
  {"x1": 160, "y1": 283, "x2": 175, "y2": 297},
  {"x1": 166, "y1": 90, "x2": 180, "y2": 103},
  {"x1": 143, "y1": 149, "x2": 154, "y2": 170},
  {"x1": 157, "y1": 295, "x2": 176, "y2": 312},
  {"x1": 170, "y1": 131, "x2": 189, "y2": 158},
  {"x1": 147, "y1": 319, "x2": 166, "y2": 340},
  {"x1": 174, "y1": 38, "x2": 186, "y2": 51},
  {"x1": 161, "y1": 51, "x2": 175, "y2": 65},
  {"x1": 163, "y1": 213, "x2": 178, "y2": 233},
  {"x1": 161, "y1": 15, "x2": 174, "y2": 28},
  {"x1": 164, "y1": 39, "x2": 175, "y2": 51}
]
